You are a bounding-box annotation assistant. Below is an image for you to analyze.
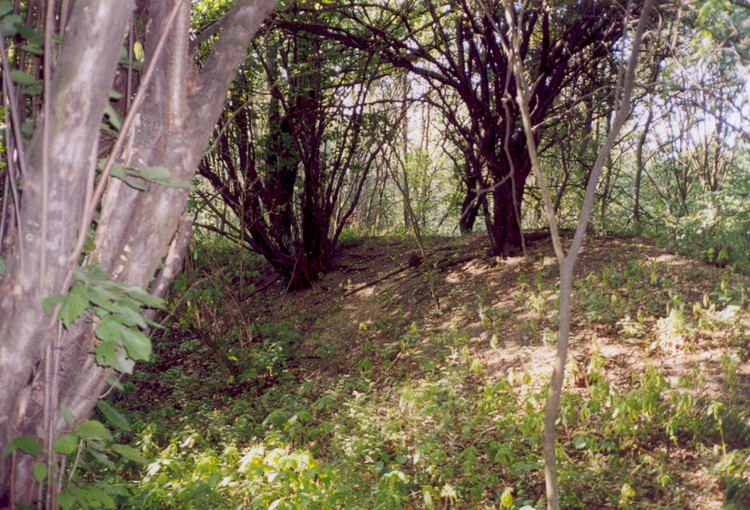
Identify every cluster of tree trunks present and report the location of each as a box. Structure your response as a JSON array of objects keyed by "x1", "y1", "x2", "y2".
[{"x1": 0, "y1": 0, "x2": 275, "y2": 504}]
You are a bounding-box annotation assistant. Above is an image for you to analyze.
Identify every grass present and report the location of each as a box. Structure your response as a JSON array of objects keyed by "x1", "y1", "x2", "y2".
[{"x1": 89, "y1": 235, "x2": 750, "y2": 509}]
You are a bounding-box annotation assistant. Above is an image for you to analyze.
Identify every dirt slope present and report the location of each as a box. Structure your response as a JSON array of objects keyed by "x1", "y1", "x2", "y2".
[{"x1": 247, "y1": 233, "x2": 749, "y2": 408}]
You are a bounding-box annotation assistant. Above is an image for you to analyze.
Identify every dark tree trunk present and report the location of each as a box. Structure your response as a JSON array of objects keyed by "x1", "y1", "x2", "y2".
[
  {"x1": 490, "y1": 176, "x2": 525, "y2": 257},
  {"x1": 459, "y1": 169, "x2": 481, "y2": 234}
]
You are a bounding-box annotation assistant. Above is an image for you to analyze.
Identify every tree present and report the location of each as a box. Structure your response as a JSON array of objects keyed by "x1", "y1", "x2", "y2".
[
  {"x1": 495, "y1": 0, "x2": 654, "y2": 506},
  {"x1": 198, "y1": 2, "x2": 393, "y2": 287},
  {"x1": 0, "y1": 0, "x2": 275, "y2": 504},
  {"x1": 279, "y1": 0, "x2": 631, "y2": 255}
]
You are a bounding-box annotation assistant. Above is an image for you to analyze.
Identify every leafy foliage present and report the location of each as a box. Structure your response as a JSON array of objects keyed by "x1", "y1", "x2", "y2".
[{"x1": 83, "y1": 237, "x2": 750, "y2": 508}]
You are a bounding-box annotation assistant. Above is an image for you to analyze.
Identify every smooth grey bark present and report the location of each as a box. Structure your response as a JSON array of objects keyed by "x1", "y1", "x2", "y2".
[{"x1": 0, "y1": 0, "x2": 276, "y2": 504}]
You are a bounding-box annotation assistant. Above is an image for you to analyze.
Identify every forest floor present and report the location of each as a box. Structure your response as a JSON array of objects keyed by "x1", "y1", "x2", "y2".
[{"x1": 112, "y1": 233, "x2": 750, "y2": 509}]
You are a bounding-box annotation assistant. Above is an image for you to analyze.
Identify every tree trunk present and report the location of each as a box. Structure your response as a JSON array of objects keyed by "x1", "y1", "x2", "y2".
[
  {"x1": 459, "y1": 171, "x2": 481, "y2": 234},
  {"x1": 0, "y1": 0, "x2": 276, "y2": 504},
  {"x1": 632, "y1": 108, "x2": 653, "y2": 227},
  {"x1": 0, "y1": 3, "x2": 135, "y2": 503},
  {"x1": 487, "y1": 150, "x2": 528, "y2": 257},
  {"x1": 490, "y1": 179, "x2": 525, "y2": 257}
]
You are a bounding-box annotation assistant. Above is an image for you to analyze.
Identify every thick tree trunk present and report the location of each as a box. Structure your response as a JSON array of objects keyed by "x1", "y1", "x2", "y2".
[
  {"x1": 487, "y1": 152, "x2": 529, "y2": 257},
  {"x1": 490, "y1": 180, "x2": 525, "y2": 257},
  {"x1": 0, "y1": 0, "x2": 276, "y2": 504},
  {"x1": 0, "y1": 3, "x2": 135, "y2": 503}
]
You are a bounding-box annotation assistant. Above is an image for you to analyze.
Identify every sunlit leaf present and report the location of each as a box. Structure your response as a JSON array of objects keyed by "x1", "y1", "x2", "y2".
[
  {"x1": 33, "y1": 462, "x2": 47, "y2": 483},
  {"x1": 94, "y1": 340, "x2": 119, "y2": 367},
  {"x1": 120, "y1": 327, "x2": 151, "y2": 361},
  {"x1": 133, "y1": 41, "x2": 145, "y2": 61},
  {"x1": 60, "y1": 284, "x2": 90, "y2": 327},
  {"x1": 53, "y1": 434, "x2": 78, "y2": 455},
  {"x1": 76, "y1": 420, "x2": 113, "y2": 442},
  {"x1": 95, "y1": 316, "x2": 122, "y2": 343},
  {"x1": 113, "y1": 350, "x2": 135, "y2": 375}
]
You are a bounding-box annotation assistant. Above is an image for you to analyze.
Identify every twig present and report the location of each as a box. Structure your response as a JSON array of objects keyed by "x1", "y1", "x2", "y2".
[{"x1": 344, "y1": 264, "x2": 413, "y2": 297}]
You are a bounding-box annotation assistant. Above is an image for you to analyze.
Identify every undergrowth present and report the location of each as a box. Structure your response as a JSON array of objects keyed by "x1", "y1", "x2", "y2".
[{"x1": 90, "y1": 237, "x2": 750, "y2": 509}]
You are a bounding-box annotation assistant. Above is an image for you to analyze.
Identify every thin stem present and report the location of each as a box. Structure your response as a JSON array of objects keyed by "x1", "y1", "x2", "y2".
[
  {"x1": 40, "y1": 0, "x2": 55, "y2": 287},
  {"x1": 0, "y1": 26, "x2": 29, "y2": 271}
]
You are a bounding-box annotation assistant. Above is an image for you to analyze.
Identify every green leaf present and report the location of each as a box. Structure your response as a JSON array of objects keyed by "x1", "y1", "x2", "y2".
[
  {"x1": 53, "y1": 434, "x2": 78, "y2": 455},
  {"x1": 32, "y1": 462, "x2": 47, "y2": 483},
  {"x1": 110, "y1": 163, "x2": 147, "y2": 191},
  {"x1": 58, "y1": 491, "x2": 75, "y2": 510},
  {"x1": 0, "y1": 256, "x2": 6, "y2": 276},
  {"x1": 10, "y1": 69, "x2": 36, "y2": 85},
  {"x1": 89, "y1": 449, "x2": 115, "y2": 468},
  {"x1": 85, "y1": 289, "x2": 127, "y2": 315},
  {"x1": 103, "y1": 104, "x2": 122, "y2": 131},
  {"x1": 125, "y1": 288, "x2": 163, "y2": 309},
  {"x1": 42, "y1": 294, "x2": 65, "y2": 316},
  {"x1": 156, "y1": 177, "x2": 192, "y2": 190},
  {"x1": 0, "y1": 1, "x2": 13, "y2": 17},
  {"x1": 16, "y1": 23, "x2": 43, "y2": 44},
  {"x1": 120, "y1": 328, "x2": 151, "y2": 361},
  {"x1": 21, "y1": 83, "x2": 42, "y2": 96},
  {"x1": 85, "y1": 283, "x2": 121, "y2": 303},
  {"x1": 83, "y1": 485, "x2": 116, "y2": 509},
  {"x1": 132, "y1": 166, "x2": 191, "y2": 189},
  {"x1": 94, "y1": 340, "x2": 119, "y2": 367},
  {"x1": 111, "y1": 444, "x2": 147, "y2": 464},
  {"x1": 573, "y1": 436, "x2": 587, "y2": 450},
  {"x1": 60, "y1": 284, "x2": 90, "y2": 327},
  {"x1": 60, "y1": 403, "x2": 75, "y2": 428},
  {"x1": 95, "y1": 316, "x2": 122, "y2": 344},
  {"x1": 135, "y1": 166, "x2": 170, "y2": 180},
  {"x1": 113, "y1": 351, "x2": 135, "y2": 375},
  {"x1": 76, "y1": 420, "x2": 113, "y2": 442},
  {"x1": 97, "y1": 401, "x2": 130, "y2": 431},
  {"x1": 115, "y1": 306, "x2": 148, "y2": 329},
  {"x1": 20, "y1": 43, "x2": 43, "y2": 56},
  {"x1": 2, "y1": 14, "x2": 22, "y2": 35},
  {"x1": 5, "y1": 436, "x2": 42, "y2": 457}
]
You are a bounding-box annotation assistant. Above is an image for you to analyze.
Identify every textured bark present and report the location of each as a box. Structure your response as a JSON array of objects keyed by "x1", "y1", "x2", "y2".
[
  {"x1": 0, "y1": 2, "x2": 135, "y2": 503},
  {"x1": 0, "y1": 0, "x2": 276, "y2": 504}
]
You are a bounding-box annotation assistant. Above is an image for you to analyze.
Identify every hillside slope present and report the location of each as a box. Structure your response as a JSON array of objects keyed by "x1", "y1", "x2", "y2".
[{"x1": 116, "y1": 234, "x2": 750, "y2": 509}]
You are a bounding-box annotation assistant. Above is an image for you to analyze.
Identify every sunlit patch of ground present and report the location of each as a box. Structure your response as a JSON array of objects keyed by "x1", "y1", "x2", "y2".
[{"x1": 125, "y1": 233, "x2": 750, "y2": 508}]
